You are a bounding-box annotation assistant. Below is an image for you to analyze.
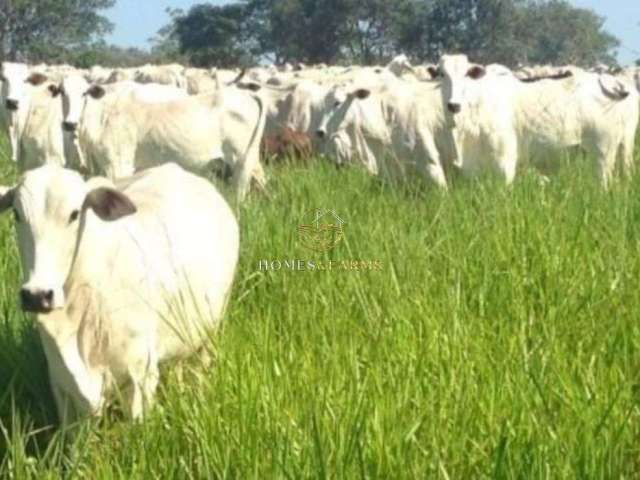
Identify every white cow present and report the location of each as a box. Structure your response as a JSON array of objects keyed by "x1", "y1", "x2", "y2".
[
  {"x1": 240, "y1": 79, "x2": 343, "y2": 141},
  {"x1": 105, "y1": 68, "x2": 137, "y2": 84},
  {"x1": 385, "y1": 54, "x2": 420, "y2": 81},
  {"x1": 241, "y1": 66, "x2": 403, "y2": 147},
  {"x1": 86, "y1": 65, "x2": 113, "y2": 85},
  {"x1": 0, "y1": 66, "x2": 70, "y2": 170},
  {"x1": 185, "y1": 68, "x2": 220, "y2": 95},
  {"x1": 1, "y1": 62, "x2": 40, "y2": 162},
  {"x1": 0, "y1": 163, "x2": 239, "y2": 422},
  {"x1": 134, "y1": 64, "x2": 187, "y2": 90},
  {"x1": 58, "y1": 75, "x2": 266, "y2": 201},
  {"x1": 318, "y1": 78, "x2": 455, "y2": 187},
  {"x1": 436, "y1": 54, "x2": 639, "y2": 186}
]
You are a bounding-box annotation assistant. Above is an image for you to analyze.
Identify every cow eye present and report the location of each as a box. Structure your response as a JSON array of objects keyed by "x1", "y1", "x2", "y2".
[
  {"x1": 13, "y1": 209, "x2": 20, "y2": 223},
  {"x1": 69, "y1": 210, "x2": 80, "y2": 224}
]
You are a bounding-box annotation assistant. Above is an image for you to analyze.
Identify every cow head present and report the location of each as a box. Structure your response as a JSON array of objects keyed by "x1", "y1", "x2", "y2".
[
  {"x1": 0, "y1": 166, "x2": 136, "y2": 314},
  {"x1": 316, "y1": 84, "x2": 383, "y2": 171},
  {"x1": 1, "y1": 62, "x2": 48, "y2": 113},
  {"x1": 56, "y1": 75, "x2": 106, "y2": 134},
  {"x1": 387, "y1": 54, "x2": 414, "y2": 77},
  {"x1": 315, "y1": 86, "x2": 349, "y2": 139},
  {"x1": 437, "y1": 54, "x2": 486, "y2": 115}
]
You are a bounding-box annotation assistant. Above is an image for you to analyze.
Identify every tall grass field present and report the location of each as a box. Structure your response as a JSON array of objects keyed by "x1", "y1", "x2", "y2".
[{"x1": 0, "y1": 132, "x2": 640, "y2": 478}]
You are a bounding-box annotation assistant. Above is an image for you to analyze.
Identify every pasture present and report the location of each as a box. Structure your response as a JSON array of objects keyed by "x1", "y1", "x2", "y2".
[{"x1": 0, "y1": 132, "x2": 640, "y2": 478}]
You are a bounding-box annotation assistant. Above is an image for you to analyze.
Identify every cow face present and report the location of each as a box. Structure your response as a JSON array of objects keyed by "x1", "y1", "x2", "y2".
[
  {"x1": 318, "y1": 85, "x2": 381, "y2": 170},
  {"x1": 315, "y1": 86, "x2": 349, "y2": 139},
  {"x1": 58, "y1": 75, "x2": 106, "y2": 134},
  {"x1": 0, "y1": 166, "x2": 136, "y2": 314},
  {"x1": 438, "y1": 54, "x2": 486, "y2": 115},
  {"x1": 0, "y1": 62, "x2": 48, "y2": 113}
]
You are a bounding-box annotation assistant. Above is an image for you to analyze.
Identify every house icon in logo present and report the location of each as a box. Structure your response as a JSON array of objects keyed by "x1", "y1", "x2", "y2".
[{"x1": 298, "y1": 209, "x2": 346, "y2": 252}]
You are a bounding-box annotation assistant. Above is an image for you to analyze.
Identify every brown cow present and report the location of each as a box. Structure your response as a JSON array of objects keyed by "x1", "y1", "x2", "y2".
[{"x1": 261, "y1": 127, "x2": 313, "y2": 164}]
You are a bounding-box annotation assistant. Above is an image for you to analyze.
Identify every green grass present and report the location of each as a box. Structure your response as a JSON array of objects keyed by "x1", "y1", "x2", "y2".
[{"x1": 1, "y1": 137, "x2": 640, "y2": 478}]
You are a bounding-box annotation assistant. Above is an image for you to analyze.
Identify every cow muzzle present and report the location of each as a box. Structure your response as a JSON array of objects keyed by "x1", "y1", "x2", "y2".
[
  {"x1": 62, "y1": 121, "x2": 78, "y2": 133},
  {"x1": 316, "y1": 129, "x2": 326, "y2": 139},
  {"x1": 20, "y1": 287, "x2": 55, "y2": 314},
  {"x1": 5, "y1": 99, "x2": 19, "y2": 111},
  {"x1": 447, "y1": 102, "x2": 461, "y2": 114}
]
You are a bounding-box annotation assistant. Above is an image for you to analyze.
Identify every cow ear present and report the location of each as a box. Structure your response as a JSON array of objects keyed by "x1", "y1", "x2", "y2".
[
  {"x1": 0, "y1": 186, "x2": 15, "y2": 213},
  {"x1": 467, "y1": 65, "x2": 486, "y2": 80},
  {"x1": 427, "y1": 66, "x2": 441, "y2": 79},
  {"x1": 48, "y1": 84, "x2": 62, "y2": 97},
  {"x1": 84, "y1": 187, "x2": 137, "y2": 222},
  {"x1": 26, "y1": 72, "x2": 48, "y2": 86},
  {"x1": 352, "y1": 88, "x2": 371, "y2": 99},
  {"x1": 85, "y1": 85, "x2": 106, "y2": 100}
]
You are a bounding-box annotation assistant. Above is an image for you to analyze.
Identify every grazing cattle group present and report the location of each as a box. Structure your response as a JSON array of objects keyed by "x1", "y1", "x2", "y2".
[{"x1": 0, "y1": 55, "x2": 639, "y2": 425}]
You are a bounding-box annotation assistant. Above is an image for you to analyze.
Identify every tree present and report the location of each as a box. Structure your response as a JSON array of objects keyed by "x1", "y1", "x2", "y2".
[
  {"x1": 169, "y1": 4, "x2": 256, "y2": 67},
  {"x1": 69, "y1": 42, "x2": 155, "y2": 69},
  {"x1": 514, "y1": 0, "x2": 619, "y2": 66},
  {"x1": 150, "y1": 8, "x2": 187, "y2": 64},
  {"x1": 396, "y1": 0, "x2": 618, "y2": 66},
  {"x1": 245, "y1": 0, "x2": 417, "y2": 65},
  {"x1": 245, "y1": 0, "x2": 359, "y2": 64},
  {"x1": 157, "y1": 0, "x2": 620, "y2": 68},
  {"x1": 0, "y1": 0, "x2": 115, "y2": 62}
]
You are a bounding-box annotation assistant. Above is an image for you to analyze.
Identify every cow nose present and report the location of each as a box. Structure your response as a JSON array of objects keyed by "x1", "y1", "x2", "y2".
[
  {"x1": 62, "y1": 121, "x2": 77, "y2": 132},
  {"x1": 316, "y1": 129, "x2": 326, "y2": 139},
  {"x1": 5, "y1": 99, "x2": 18, "y2": 111},
  {"x1": 447, "y1": 102, "x2": 461, "y2": 114},
  {"x1": 20, "y1": 288, "x2": 54, "y2": 313}
]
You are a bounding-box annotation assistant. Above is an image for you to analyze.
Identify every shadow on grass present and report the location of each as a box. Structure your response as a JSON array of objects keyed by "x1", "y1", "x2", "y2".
[{"x1": 0, "y1": 312, "x2": 60, "y2": 461}]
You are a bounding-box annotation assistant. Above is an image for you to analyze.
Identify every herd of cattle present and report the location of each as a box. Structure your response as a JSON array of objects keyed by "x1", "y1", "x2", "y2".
[
  {"x1": 0, "y1": 54, "x2": 639, "y2": 426},
  {"x1": 2, "y1": 55, "x2": 640, "y2": 196}
]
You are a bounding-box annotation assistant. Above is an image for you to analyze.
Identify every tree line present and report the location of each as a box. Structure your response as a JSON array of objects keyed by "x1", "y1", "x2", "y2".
[
  {"x1": 153, "y1": 0, "x2": 623, "y2": 68},
  {"x1": 0, "y1": 0, "x2": 633, "y2": 69}
]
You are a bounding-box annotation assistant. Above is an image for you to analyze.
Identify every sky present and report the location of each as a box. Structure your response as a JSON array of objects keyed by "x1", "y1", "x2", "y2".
[{"x1": 105, "y1": 0, "x2": 640, "y2": 65}]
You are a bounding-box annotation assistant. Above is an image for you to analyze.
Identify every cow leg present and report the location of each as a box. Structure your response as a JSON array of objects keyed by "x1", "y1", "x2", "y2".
[
  {"x1": 9, "y1": 122, "x2": 19, "y2": 162},
  {"x1": 232, "y1": 157, "x2": 255, "y2": 202},
  {"x1": 250, "y1": 163, "x2": 269, "y2": 193},
  {"x1": 494, "y1": 134, "x2": 518, "y2": 185},
  {"x1": 597, "y1": 151, "x2": 616, "y2": 189},
  {"x1": 497, "y1": 158, "x2": 518, "y2": 185},
  {"x1": 125, "y1": 346, "x2": 159, "y2": 420},
  {"x1": 450, "y1": 127, "x2": 464, "y2": 168},
  {"x1": 419, "y1": 135, "x2": 448, "y2": 189},
  {"x1": 590, "y1": 135, "x2": 618, "y2": 189},
  {"x1": 621, "y1": 139, "x2": 635, "y2": 179},
  {"x1": 126, "y1": 371, "x2": 159, "y2": 420}
]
